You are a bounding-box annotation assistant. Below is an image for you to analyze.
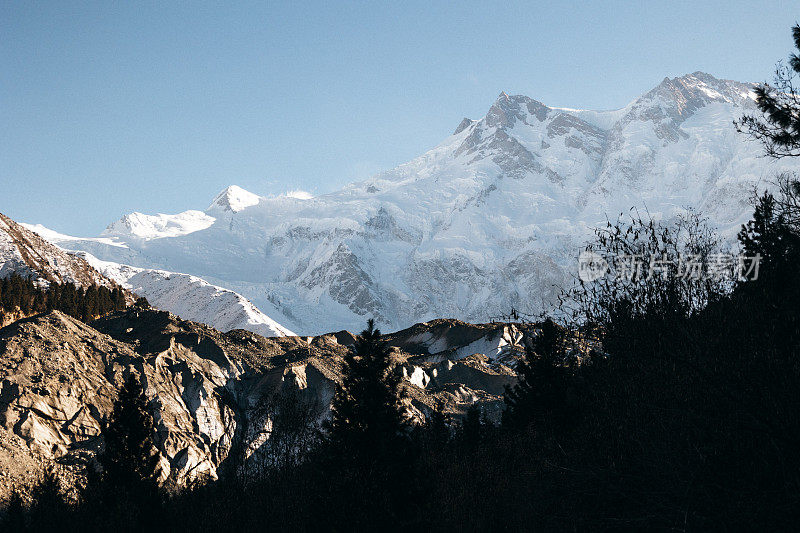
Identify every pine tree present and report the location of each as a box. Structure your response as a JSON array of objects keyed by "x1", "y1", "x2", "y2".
[
  {"x1": 503, "y1": 318, "x2": 571, "y2": 431},
  {"x1": 425, "y1": 404, "x2": 451, "y2": 448},
  {"x1": 327, "y1": 319, "x2": 407, "y2": 456},
  {"x1": 101, "y1": 373, "x2": 160, "y2": 488},
  {"x1": 321, "y1": 319, "x2": 414, "y2": 528},
  {"x1": 739, "y1": 192, "x2": 796, "y2": 276},
  {"x1": 91, "y1": 372, "x2": 161, "y2": 528},
  {"x1": 113, "y1": 287, "x2": 127, "y2": 310},
  {"x1": 28, "y1": 469, "x2": 71, "y2": 531},
  {"x1": 2, "y1": 491, "x2": 27, "y2": 531},
  {"x1": 459, "y1": 403, "x2": 483, "y2": 446},
  {"x1": 736, "y1": 25, "x2": 800, "y2": 158},
  {"x1": 0, "y1": 274, "x2": 128, "y2": 326}
]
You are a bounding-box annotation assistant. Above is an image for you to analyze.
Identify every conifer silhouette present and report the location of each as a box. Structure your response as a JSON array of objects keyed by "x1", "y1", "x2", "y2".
[
  {"x1": 327, "y1": 318, "x2": 407, "y2": 456},
  {"x1": 89, "y1": 372, "x2": 162, "y2": 528},
  {"x1": 503, "y1": 318, "x2": 571, "y2": 431},
  {"x1": 100, "y1": 373, "x2": 160, "y2": 490}
]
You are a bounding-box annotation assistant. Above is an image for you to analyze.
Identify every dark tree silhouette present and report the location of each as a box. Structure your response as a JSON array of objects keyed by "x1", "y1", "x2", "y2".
[
  {"x1": 503, "y1": 318, "x2": 572, "y2": 431},
  {"x1": 27, "y1": 469, "x2": 71, "y2": 532},
  {"x1": 459, "y1": 403, "x2": 483, "y2": 446},
  {"x1": 424, "y1": 403, "x2": 451, "y2": 448},
  {"x1": 321, "y1": 319, "x2": 415, "y2": 529},
  {"x1": 326, "y1": 318, "x2": 408, "y2": 455},
  {"x1": 738, "y1": 192, "x2": 792, "y2": 274},
  {"x1": 1, "y1": 491, "x2": 26, "y2": 531},
  {"x1": 85, "y1": 372, "x2": 162, "y2": 529},
  {"x1": 100, "y1": 373, "x2": 160, "y2": 490},
  {"x1": 249, "y1": 376, "x2": 322, "y2": 476},
  {"x1": 0, "y1": 274, "x2": 127, "y2": 326}
]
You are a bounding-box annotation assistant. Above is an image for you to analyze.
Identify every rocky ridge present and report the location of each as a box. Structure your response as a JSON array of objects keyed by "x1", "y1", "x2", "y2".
[{"x1": 0, "y1": 213, "x2": 116, "y2": 290}]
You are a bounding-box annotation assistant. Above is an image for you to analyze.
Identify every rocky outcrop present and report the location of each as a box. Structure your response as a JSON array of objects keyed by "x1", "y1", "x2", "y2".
[
  {"x1": 0, "y1": 310, "x2": 527, "y2": 501},
  {"x1": 0, "y1": 213, "x2": 119, "y2": 289}
]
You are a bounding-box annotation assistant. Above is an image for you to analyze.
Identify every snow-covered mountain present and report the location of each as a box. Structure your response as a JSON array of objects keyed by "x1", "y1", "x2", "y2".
[
  {"x1": 31, "y1": 73, "x2": 800, "y2": 334},
  {"x1": 8, "y1": 217, "x2": 295, "y2": 338}
]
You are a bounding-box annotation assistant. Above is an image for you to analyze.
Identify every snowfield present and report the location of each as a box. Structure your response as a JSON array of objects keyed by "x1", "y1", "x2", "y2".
[{"x1": 25, "y1": 72, "x2": 800, "y2": 335}]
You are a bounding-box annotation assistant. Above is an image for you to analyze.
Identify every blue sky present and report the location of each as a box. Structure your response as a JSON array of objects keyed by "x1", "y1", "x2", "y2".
[{"x1": 2, "y1": 1, "x2": 796, "y2": 235}]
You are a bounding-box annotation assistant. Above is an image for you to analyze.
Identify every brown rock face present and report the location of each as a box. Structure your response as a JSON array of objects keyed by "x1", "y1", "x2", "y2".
[{"x1": 0, "y1": 309, "x2": 527, "y2": 500}]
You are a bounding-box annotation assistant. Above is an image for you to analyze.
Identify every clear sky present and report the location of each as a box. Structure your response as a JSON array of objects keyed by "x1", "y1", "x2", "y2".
[{"x1": 2, "y1": 1, "x2": 797, "y2": 235}]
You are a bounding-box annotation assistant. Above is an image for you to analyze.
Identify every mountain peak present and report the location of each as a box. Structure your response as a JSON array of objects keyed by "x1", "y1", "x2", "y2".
[
  {"x1": 208, "y1": 185, "x2": 261, "y2": 213},
  {"x1": 103, "y1": 210, "x2": 215, "y2": 240},
  {"x1": 651, "y1": 71, "x2": 750, "y2": 98},
  {"x1": 484, "y1": 92, "x2": 550, "y2": 129}
]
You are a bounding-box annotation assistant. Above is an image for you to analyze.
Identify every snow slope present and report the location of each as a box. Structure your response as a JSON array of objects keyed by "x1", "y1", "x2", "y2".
[
  {"x1": 73, "y1": 253, "x2": 295, "y2": 337},
  {"x1": 31, "y1": 73, "x2": 800, "y2": 334}
]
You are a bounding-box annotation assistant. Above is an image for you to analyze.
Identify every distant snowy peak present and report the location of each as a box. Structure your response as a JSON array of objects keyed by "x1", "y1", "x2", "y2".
[
  {"x1": 100, "y1": 185, "x2": 262, "y2": 241},
  {"x1": 207, "y1": 185, "x2": 262, "y2": 213},
  {"x1": 430, "y1": 71, "x2": 761, "y2": 190},
  {"x1": 613, "y1": 72, "x2": 756, "y2": 139},
  {"x1": 463, "y1": 72, "x2": 755, "y2": 134},
  {"x1": 646, "y1": 72, "x2": 756, "y2": 109},
  {"x1": 483, "y1": 91, "x2": 550, "y2": 129},
  {"x1": 102, "y1": 210, "x2": 215, "y2": 241}
]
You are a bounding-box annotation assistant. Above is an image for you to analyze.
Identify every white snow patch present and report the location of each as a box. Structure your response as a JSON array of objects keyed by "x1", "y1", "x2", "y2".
[
  {"x1": 22, "y1": 223, "x2": 129, "y2": 248},
  {"x1": 404, "y1": 366, "x2": 430, "y2": 388},
  {"x1": 283, "y1": 190, "x2": 314, "y2": 200},
  {"x1": 454, "y1": 333, "x2": 509, "y2": 360}
]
